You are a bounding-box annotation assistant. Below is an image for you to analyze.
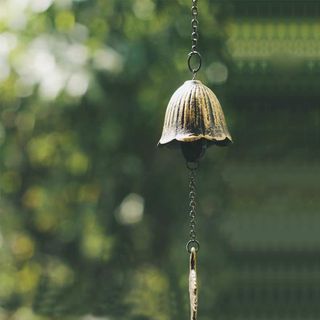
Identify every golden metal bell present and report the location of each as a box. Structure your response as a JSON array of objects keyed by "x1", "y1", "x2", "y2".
[{"x1": 158, "y1": 80, "x2": 232, "y2": 161}]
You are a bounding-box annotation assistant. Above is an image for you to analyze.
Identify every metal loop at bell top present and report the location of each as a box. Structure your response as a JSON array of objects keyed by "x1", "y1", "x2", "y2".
[
  {"x1": 188, "y1": 51, "x2": 202, "y2": 75},
  {"x1": 186, "y1": 239, "x2": 200, "y2": 253}
]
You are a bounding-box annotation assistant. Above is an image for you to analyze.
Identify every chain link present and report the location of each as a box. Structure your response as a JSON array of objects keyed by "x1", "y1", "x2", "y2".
[
  {"x1": 188, "y1": 0, "x2": 202, "y2": 79},
  {"x1": 191, "y1": 0, "x2": 199, "y2": 53},
  {"x1": 186, "y1": 162, "x2": 200, "y2": 253}
]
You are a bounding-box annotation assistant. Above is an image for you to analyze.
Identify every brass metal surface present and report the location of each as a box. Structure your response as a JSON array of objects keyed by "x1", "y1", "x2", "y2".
[
  {"x1": 158, "y1": 80, "x2": 232, "y2": 148},
  {"x1": 189, "y1": 247, "x2": 198, "y2": 320}
]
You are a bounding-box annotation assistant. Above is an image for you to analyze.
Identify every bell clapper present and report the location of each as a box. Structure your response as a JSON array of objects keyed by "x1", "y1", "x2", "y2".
[{"x1": 189, "y1": 247, "x2": 198, "y2": 320}]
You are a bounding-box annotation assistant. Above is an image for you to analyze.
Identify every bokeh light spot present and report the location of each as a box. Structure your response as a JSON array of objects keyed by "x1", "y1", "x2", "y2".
[
  {"x1": 116, "y1": 193, "x2": 144, "y2": 225},
  {"x1": 66, "y1": 151, "x2": 89, "y2": 175},
  {"x1": 1, "y1": 171, "x2": 21, "y2": 193},
  {"x1": 66, "y1": 72, "x2": 89, "y2": 97},
  {"x1": 23, "y1": 186, "x2": 46, "y2": 209},
  {"x1": 55, "y1": 11, "x2": 75, "y2": 31},
  {"x1": 11, "y1": 234, "x2": 35, "y2": 260},
  {"x1": 27, "y1": 135, "x2": 57, "y2": 166},
  {"x1": 33, "y1": 211, "x2": 58, "y2": 232},
  {"x1": 30, "y1": 0, "x2": 53, "y2": 13},
  {"x1": 206, "y1": 61, "x2": 229, "y2": 85},
  {"x1": 133, "y1": 0, "x2": 155, "y2": 20},
  {"x1": 17, "y1": 263, "x2": 40, "y2": 293},
  {"x1": 93, "y1": 48, "x2": 124, "y2": 74}
]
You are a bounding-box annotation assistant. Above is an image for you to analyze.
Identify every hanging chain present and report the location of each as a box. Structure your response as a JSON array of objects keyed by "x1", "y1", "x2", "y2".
[
  {"x1": 188, "y1": 0, "x2": 202, "y2": 79},
  {"x1": 187, "y1": 162, "x2": 200, "y2": 320},
  {"x1": 186, "y1": 162, "x2": 200, "y2": 253}
]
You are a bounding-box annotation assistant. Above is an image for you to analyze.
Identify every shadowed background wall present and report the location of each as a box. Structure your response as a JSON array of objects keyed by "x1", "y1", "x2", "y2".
[{"x1": 0, "y1": 0, "x2": 319, "y2": 319}]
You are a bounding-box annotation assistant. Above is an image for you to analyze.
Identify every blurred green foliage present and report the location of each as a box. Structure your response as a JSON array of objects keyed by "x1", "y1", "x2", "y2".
[{"x1": 0, "y1": 0, "x2": 320, "y2": 319}]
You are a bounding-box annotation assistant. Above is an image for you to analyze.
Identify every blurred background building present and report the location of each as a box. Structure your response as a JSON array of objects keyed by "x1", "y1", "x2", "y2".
[{"x1": 0, "y1": 0, "x2": 319, "y2": 319}]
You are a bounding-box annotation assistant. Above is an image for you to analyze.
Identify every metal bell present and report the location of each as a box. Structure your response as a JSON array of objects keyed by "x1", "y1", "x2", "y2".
[{"x1": 158, "y1": 80, "x2": 232, "y2": 162}]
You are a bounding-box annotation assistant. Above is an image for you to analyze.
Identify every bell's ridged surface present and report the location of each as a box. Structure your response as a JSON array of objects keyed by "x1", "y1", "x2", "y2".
[{"x1": 158, "y1": 80, "x2": 232, "y2": 147}]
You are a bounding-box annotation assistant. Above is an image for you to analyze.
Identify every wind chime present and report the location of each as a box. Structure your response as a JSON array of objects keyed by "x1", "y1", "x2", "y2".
[{"x1": 158, "y1": 1, "x2": 232, "y2": 319}]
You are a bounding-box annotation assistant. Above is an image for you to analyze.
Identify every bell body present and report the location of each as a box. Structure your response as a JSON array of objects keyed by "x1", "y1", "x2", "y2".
[{"x1": 158, "y1": 80, "x2": 232, "y2": 160}]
